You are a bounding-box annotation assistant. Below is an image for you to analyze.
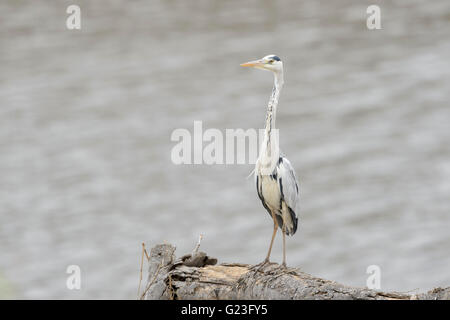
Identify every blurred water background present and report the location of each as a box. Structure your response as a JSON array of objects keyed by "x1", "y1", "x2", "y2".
[{"x1": 0, "y1": 0, "x2": 449, "y2": 299}]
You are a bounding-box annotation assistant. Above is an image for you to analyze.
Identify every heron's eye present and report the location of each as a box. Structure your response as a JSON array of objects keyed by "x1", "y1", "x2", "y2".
[{"x1": 268, "y1": 59, "x2": 274, "y2": 64}]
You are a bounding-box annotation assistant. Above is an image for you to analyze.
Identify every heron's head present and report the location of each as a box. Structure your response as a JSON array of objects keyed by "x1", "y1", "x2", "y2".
[{"x1": 240, "y1": 55, "x2": 283, "y2": 73}]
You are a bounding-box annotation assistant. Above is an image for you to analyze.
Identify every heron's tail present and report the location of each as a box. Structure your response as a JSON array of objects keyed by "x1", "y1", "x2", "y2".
[
  {"x1": 278, "y1": 205, "x2": 298, "y2": 236},
  {"x1": 288, "y1": 207, "x2": 298, "y2": 236}
]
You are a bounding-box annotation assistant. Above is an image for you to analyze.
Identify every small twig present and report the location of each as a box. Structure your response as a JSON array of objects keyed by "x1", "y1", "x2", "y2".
[
  {"x1": 144, "y1": 246, "x2": 150, "y2": 261},
  {"x1": 220, "y1": 263, "x2": 251, "y2": 267},
  {"x1": 140, "y1": 257, "x2": 165, "y2": 300},
  {"x1": 192, "y1": 234, "x2": 203, "y2": 256},
  {"x1": 137, "y1": 242, "x2": 145, "y2": 298},
  {"x1": 167, "y1": 274, "x2": 175, "y2": 300},
  {"x1": 137, "y1": 242, "x2": 151, "y2": 299}
]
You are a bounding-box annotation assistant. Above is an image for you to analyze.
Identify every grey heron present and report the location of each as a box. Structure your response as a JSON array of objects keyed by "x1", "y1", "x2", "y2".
[{"x1": 241, "y1": 55, "x2": 300, "y2": 268}]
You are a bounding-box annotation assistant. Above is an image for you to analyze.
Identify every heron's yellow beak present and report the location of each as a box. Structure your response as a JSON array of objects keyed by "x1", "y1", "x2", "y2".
[{"x1": 240, "y1": 59, "x2": 265, "y2": 68}]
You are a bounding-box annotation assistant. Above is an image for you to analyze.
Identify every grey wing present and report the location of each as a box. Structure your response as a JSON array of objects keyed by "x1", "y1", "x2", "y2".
[{"x1": 276, "y1": 156, "x2": 300, "y2": 235}]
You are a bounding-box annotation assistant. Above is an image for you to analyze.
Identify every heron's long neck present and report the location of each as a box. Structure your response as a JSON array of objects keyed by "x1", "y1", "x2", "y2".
[{"x1": 261, "y1": 72, "x2": 283, "y2": 156}]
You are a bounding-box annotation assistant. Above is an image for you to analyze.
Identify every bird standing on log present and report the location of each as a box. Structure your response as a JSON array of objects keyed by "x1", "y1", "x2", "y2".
[{"x1": 241, "y1": 55, "x2": 300, "y2": 268}]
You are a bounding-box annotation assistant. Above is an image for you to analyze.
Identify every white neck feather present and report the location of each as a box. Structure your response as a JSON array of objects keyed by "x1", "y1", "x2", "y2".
[{"x1": 259, "y1": 70, "x2": 284, "y2": 165}]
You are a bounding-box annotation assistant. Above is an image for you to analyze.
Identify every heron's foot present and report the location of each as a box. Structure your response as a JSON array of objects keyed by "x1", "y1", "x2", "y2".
[
  {"x1": 250, "y1": 258, "x2": 275, "y2": 272},
  {"x1": 249, "y1": 258, "x2": 269, "y2": 271}
]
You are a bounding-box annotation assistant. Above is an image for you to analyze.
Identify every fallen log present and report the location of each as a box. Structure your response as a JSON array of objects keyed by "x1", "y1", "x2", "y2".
[{"x1": 141, "y1": 243, "x2": 449, "y2": 300}]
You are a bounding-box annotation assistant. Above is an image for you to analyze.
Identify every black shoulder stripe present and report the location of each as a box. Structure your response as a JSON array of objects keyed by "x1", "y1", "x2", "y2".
[
  {"x1": 256, "y1": 175, "x2": 262, "y2": 199},
  {"x1": 278, "y1": 157, "x2": 283, "y2": 165},
  {"x1": 279, "y1": 177, "x2": 284, "y2": 199},
  {"x1": 279, "y1": 177, "x2": 284, "y2": 210}
]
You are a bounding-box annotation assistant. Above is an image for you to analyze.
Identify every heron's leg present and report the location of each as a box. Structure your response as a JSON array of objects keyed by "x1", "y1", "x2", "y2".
[
  {"x1": 281, "y1": 227, "x2": 287, "y2": 268},
  {"x1": 251, "y1": 211, "x2": 278, "y2": 271},
  {"x1": 264, "y1": 215, "x2": 279, "y2": 263}
]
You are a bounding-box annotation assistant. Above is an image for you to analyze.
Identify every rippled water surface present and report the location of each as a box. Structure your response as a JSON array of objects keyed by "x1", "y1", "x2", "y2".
[{"x1": 0, "y1": 0, "x2": 449, "y2": 298}]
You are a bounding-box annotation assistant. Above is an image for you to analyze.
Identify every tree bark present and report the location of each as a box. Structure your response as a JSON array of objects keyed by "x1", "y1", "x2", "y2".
[{"x1": 142, "y1": 243, "x2": 449, "y2": 300}]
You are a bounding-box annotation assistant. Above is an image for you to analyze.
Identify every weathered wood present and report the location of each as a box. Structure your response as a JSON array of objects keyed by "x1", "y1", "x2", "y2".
[{"x1": 142, "y1": 243, "x2": 449, "y2": 300}]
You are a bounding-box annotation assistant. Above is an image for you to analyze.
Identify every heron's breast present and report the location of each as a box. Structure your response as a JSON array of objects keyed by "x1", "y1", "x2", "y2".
[{"x1": 259, "y1": 175, "x2": 281, "y2": 211}]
